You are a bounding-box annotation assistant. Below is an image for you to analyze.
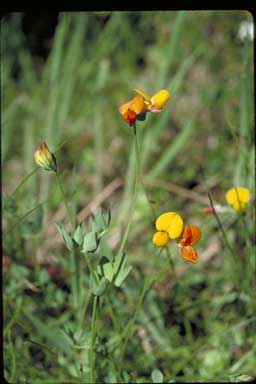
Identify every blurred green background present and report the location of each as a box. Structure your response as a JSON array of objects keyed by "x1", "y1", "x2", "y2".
[{"x1": 2, "y1": 11, "x2": 255, "y2": 383}]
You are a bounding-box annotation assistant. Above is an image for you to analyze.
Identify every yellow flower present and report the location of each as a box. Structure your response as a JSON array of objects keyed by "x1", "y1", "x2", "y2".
[
  {"x1": 133, "y1": 88, "x2": 171, "y2": 113},
  {"x1": 34, "y1": 142, "x2": 57, "y2": 173},
  {"x1": 225, "y1": 187, "x2": 251, "y2": 212},
  {"x1": 155, "y1": 212, "x2": 183, "y2": 239},
  {"x1": 152, "y1": 231, "x2": 169, "y2": 247},
  {"x1": 152, "y1": 212, "x2": 183, "y2": 247}
]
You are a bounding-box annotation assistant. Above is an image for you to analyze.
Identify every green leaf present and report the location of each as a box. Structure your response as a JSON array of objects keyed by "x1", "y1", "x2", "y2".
[
  {"x1": 91, "y1": 207, "x2": 111, "y2": 234},
  {"x1": 113, "y1": 253, "x2": 132, "y2": 286},
  {"x1": 89, "y1": 274, "x2": 108, "y2": 296},
  {"x1": 151, "y1": 369, "x2": 164, "y2": 383},
  {"x1": 72, "y1": 222, "x2": 86, "y2": 246},
  {"x1": 98, "y1": 260, "x2": 114, "y2": 282},
  {"x1": 115, "y1": 265, "x2": 132, "y2": 287},
  {"x1": 98, "y1": 253, "x2": 132, "y2": 287},
  {"x1": 55, "y1": 222, "x2": 74, "y2": 251},
  {"x1": 81, "y1": 231, "x2": 99, "y2": 253}
]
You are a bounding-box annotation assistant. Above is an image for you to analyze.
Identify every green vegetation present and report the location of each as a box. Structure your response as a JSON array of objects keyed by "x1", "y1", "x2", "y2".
[{"x1": 2, "y1": 11, "x2": 255, "y2": 383}]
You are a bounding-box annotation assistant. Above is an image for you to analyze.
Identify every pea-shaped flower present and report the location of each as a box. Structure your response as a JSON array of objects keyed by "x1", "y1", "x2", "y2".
[
  {"x1": 34, "y1": 142, "x2": 57, "y2": 173},
  {"x1": 225, "y1": 187, "x2": 251, "y2": 212},
  {"x1": 152, "y1": 212, "x2": 184, "y2": 247},
  {"x1": 119, "y1": 88, "x2": 170, "y2": 126},
  {"x1": 178, "y1": 225, "x2": 201, "y2": 264},
  {"x1": 119, "y1": 95, "x2": 147, "y2": 126}
]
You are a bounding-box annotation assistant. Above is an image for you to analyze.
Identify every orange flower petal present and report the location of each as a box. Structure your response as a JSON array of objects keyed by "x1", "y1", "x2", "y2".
[
  {"x1": 123, "y1": 109, "x2": 137, "y2": 126},
  {"x1": 179, "y1": 245, "x2": 199, "y2": 264},
  {"x1": 201, "y1": 207, "x2": 215, "y2": 216},
  {"x1": 119, "y1": 100, "x2": 133, "y2": 115},
  {"x1": 130, "y1": 96, "x2": 146, "y2": 115},
  {"x1": 181, "y1": 225, "x2": 201, "y2": 246},
  {"x1": 119, "y1": 96, "x2": 146, "y2": 116}
]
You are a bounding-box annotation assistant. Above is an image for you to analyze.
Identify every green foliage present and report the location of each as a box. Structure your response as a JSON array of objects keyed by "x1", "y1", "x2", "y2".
[{"x1": 2, "y1": 10, "x2": 255, "y2": 384}]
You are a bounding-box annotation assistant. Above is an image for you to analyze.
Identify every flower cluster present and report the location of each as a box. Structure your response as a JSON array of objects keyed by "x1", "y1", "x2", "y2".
[
  {"x1": 152, "y1": 212, "x2": 201, "y2": 264},
  {"x1": 119, "y1": 88, "x2": 170, "y2": 126}
]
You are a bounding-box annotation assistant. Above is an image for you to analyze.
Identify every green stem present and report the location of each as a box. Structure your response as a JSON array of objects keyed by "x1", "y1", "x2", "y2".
[
  {"x1": 120, "y1": 247, "x2": 164, "y2": 364},
  {"x1": 56, "y1": 172, "x2": 76, "y2": 230},
  {"x1": 85, "y1": 254, "x2": 120, "y2": 331},
  {"x1": 165, "y1": 247, "x2": 178, "y2": 282},
  {"x1": 116, "y1": 125, "x2": 139, "y2": 259},
  {"x1": 85, "y1": 253, "x2": 98, "y2": 284},
  {"x1": 134, "y1": 125, "x2": 156, "y2": 221},
  {"x1": 56, "y1": 172, "x2": 79, "y2": 312},
  {"x1": 72, "y1": 249, "x2": 82, "y2": 311},
  {"x1": 90, "y1": 296, "x2": 98, "y2": 384},
  {"x1": 9, "y1": 199, "x2": 47, "y2": 233},
  {"x1": 9, "y1": 140, "x2": 66, "y2": 199},
  {"x1": 208, "y1": 191, "x2": 234, "y2": 256},
  {"x1": 10, "y1": 167, "x2": 39, "y2": 198}
]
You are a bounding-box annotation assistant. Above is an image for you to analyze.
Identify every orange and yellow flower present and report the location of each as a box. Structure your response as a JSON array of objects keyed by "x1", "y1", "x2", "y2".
[
  {"x1": 119, "y1": 88, "x2": 170, "y2": 125},
  {"x1": 34, "y1": 142, "x2": 57, "y2": 173},
  {"x1": 178, "y1": 225, "x2": 201, "y2": 264},
  {"x1": 152, "y1": 212, "x2": 201, "y2": 264},
  {"x1": 225, "y1": 187, "x2": 251, "y2": 212}
]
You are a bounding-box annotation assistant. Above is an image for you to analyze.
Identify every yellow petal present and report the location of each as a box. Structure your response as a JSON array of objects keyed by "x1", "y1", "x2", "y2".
[
  {"x1": 155, "y1": 212, "x2": 183, "y2": 239},
  {"x1": 133, "y1": 88, "x2": 152, "y2": 103},
  {"x1": 150, "y1": 89, "x2": 170, "y2": 110},
  {"x1": 152, "y1": 231, "x2": 169, "y2": 247},
  {"x1": 225, "y1": 187, "x2": 251, "y2": 211}
]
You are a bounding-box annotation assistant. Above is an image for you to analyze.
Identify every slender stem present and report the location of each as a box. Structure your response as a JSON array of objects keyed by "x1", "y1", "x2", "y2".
[
  {"x1": 85, "y1": 254, "x2": 120, "y2": 331},
  {"x1": 10, "y1": 167, "x2": 39, "y2": 198},
  {"x1": 208, "y1": 191, "x2": 234, "y2": 255},
  {"x1": 85, "y1": 253, "x2": 98, "y2": 284},
  {"x1": 104, "y1": 295, "x2": 120, "y2": 332},
  {"x1": 120, "y1": 247, "x2": 164, "y2": 364},
  {"x1": 55, "y1": 171, "x2": 79, "y2": 313},
  {"x1": 134, "y1": 126, "x2": 156, "y2": 221},
  {"x1": 90, "y1": 296, "x2": 98, "y2": 384},
  {"x1": 72, "y1": 248, "x2": 82, "y2": 312},
  {"x1": 165, "y1": 246, "x2": 178, "y2": 283},
  {"x1": 52, "y1": 139, "x2": 67, "y2": 153},
  {"x1": 116, "y1": 124, "x2": 140, "y2": 259},
  {"x1": 56, "y1": 172, "x2": 76, "y2": 230}
]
